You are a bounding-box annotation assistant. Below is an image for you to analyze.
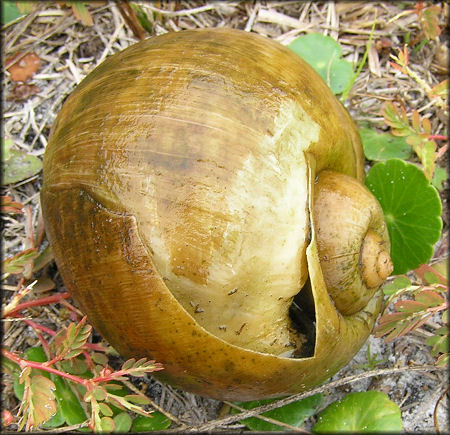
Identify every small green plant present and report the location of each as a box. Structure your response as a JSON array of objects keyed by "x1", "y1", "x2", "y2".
[
  {"x1": 2, "y1": 306, "x2": 166, "y2": 431},
  {"x1": 374, "y1": 263, "x2": 449, "y2": 367},
  {"x1": 382, "y1": 100, "x2": 446, "y2": 180},
  {"x1": 414, "y1": 2, "x2": 442, "y2": 42},
  {"x1": 355, "y1": 343, "x2": 389, "y2": 371},
  {"x1": 63, "y1": 2, "x2": 94, "y2": 26}
]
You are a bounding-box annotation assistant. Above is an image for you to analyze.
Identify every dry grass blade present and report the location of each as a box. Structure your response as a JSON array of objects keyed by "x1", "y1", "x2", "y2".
[{"x1": 223, "y1": 401, "x2": 310, "y2": 432}]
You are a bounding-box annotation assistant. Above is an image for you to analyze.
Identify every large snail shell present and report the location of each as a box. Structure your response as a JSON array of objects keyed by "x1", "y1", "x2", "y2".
[{"x1": 41, "y1": 28, "x2": 389, "y2": 400}]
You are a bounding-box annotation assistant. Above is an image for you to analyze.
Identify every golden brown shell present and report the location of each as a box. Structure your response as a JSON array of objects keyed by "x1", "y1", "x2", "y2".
[{"x1": 41, "y1": 28, "x2": 386, "y2": 400}]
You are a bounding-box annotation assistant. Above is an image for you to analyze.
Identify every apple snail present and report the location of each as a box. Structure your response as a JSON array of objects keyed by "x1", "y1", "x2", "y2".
[{"x1": 41, "y1": 28, "x2": 392, "y2": 401}]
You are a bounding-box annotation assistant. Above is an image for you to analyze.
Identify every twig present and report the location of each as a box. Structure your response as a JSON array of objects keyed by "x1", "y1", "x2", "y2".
[
  {"x1": 175, "y1": 364, "x2": 446, "y2": 432},
  {"x1": 224, "y1": 401, "x2": 310, "y2": 432},
  {"x1": 434, "y1": 385, "x2": 449, "y2": 435},
  {"x1": 116, "y1": 1, "x2": 146, "y2": 40},
  {"x1": 143, "y1": 4, "x2": 216, "y2": 17},
  {"x1": 3, "y1": 348, "x2": 87, "y2": 384},
  {"x1": 39, "y1": 421, "x2": 89, "y2": 432},
  {"x1": 21, "y1": 317, "x2": 106, "y2": 352},
  {"x1": 4, "y1": 292, "x2": 71, "y2": 317},
  {"x1": 121, "y1": 379, "x2": 187, "y2": 429}
]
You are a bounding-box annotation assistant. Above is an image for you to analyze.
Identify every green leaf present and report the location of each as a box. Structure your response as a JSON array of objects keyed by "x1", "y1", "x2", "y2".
[
  {"x1": 130, "y1": 3, "x2": 153, "y2": 33},
  {"x1": 417, "y1": 139, "x2": 437, "y2": 180},
  {"x1": 113, "y1": 412, "x2": 132, "y2": 432},
  {"x1": 1, "y1": 1, "x2": 26, "y2": 26},
  {"x1": 431, "y1": 166, "x2": 446, "y2": 191},
  {"x1": 13, "y1": 346, "x2": 47, "y2": 401},
  {"x1": 93, "y1": 386, "x2": 107, "y2": 401},
  {"x1": 415, "y1": 289, "x2": 445, "y2": 307},
  {"x1": 426, "y1": 332, "x2": 448, "y2": 355},
  {"x1": 313, "y1": 391, "x2": 403, "y2": 433},
  {"x1": 131, "y1": 413, "x2": 171, "y2": 432},
  {"x1": 3, "y1": 249, "x2": 39, "y2": 274},
  {"x1": 92, "y1": 352, "x2": 109, "y2": 366},
  {"x1": 382, "y1": 102, "x2": 411, "y2": 136},
  {"x1": 365, "y1": 159, "x2": 442, "y2": 275},
  {"x1": 70, "y1": 2, "x2": 94, "y2": 26},
  {"x1": 41, "y1": 407, "x2": 65, "y2": 428},
  {"x1": 100, "y1": 416, "x2": 115, "y2": 432},
  {"x1": 33, "y1": 245, "x2": 54, "y2": 273},
  {"x1": 105, "y1": 382, "x2": 128, "y2": 395},
  {"x1": 419, "y1": 5, "x2": 442, "y2": 40},
  {"x1": 18, "y1": 349, "x2": 87, "y2": 427},
  {"x1": 3, "y1": 138, "x2": 14, "y2": 160},
  {"x1": 395, "y1": 300, "x2": 427, "y2": 313},
  {"x1": 428, "y1": 79, "x2": 448, "y2": 100},
  {"x1": 25, "y1": 346, "x2": 48, "y2": 363},
  {"x1": 436, "y1": 353, "x2": 449, "y2": 366},
  {"x1": 2, "y1": 139, "x2": 42, "y2": 185},
  {"x1": 99, "y1": 402, "x2": 114, "y2": 417},
  {"x1": 14, "y1": 376, "x2": 25, "y2": 401},
  {"x1": 26, "y1": 375, "x2": 57, "y2": 429},
  {"x1": 289, "y1": 33, "x2": 353, "y2": 94},
  {"x1": 121, "y1": 358, "x2": 136, "y2": 371},
  {"x1": 382, "y1": 276, "x2": 412, "y2": 295},
  {"x1": 233, "y1": 394, "x2": 323, "y2": 431},
  {"x1": 124, "y1": 394, "x2": 151, "y2": 405},
  {"x1": 50, "y1": 370, "x2": 88, "y2": 426},
  {"x1": 359, "y1": 128, "x2": 412, "y2": 161},
  {"x1": 59, "y1": 358, "x2": 91, "y2": 377},
  {"x1": 424, "y1": 271, "x2": 439, "y2": 284},
  {"x1": 1, "y1": 195, "x2": 24, "y2": 213}
]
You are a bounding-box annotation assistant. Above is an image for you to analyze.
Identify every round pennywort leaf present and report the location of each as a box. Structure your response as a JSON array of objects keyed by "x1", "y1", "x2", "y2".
[
  {"x1": 365, "y1": 159, "x2": 442, "y2": 275},
  {"x1": 360, "y1": 128, "x2": 412, "y2": 161},
  {"x1": 432, "y1": 166, "x2": 447, "y2": 191},
  {"x1": 313, "y1": 391, "x2": 403, "y2": 433},
  {"x1": 289, "y1": 33, "x2": 353, "y2": 94}
]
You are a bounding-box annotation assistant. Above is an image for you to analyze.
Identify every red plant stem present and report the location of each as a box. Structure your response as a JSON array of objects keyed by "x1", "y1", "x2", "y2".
[
  {"x1": 83, "y1": 350, "x2": 96, "y2": 372},
  {"x1": 5, "y1": 292, "x2": 71, "y2": 317},
  {"x1": 45, "y1": 353, "x2": 66, "y2": 367},
  {"x1": 85, "y1": 342, "x2": 107, "y2": 352},
  {"x1": 429, "y1": 134, "x2": 448, "y2": 140},
  {"x1": 59, "y1": 298, "x2": 84, "y2": 317},
  {"x1": 34, "y1": 329, "x2": 52, "y2": 358},
  {"x1": 24, "y1": 206, "x2": 35, "y2": 250},
  {"x1": 23, "y1": 318, "x2": 56, "y2": 336},
  {"x1": 2, "y1": 348, "x2": 87, "y2": 385},
  {"x1": 20, "y1": 316, "x2": 107, "y2": 352}
]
